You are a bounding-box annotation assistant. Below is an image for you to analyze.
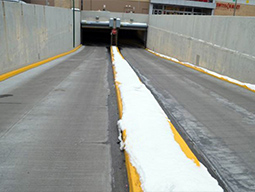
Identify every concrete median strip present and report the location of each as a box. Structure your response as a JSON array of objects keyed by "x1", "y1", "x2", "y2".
[
  {"x1": 111, "y1": 47, "x2": 142, "y2": 192},
  {"x1": 146, "y1": 49, "x2": 255, "y2": 93},
  {"x1": 111, "y1": 46, "x2": 223, "y2": 192},
  {"x1": 0, "y1": 45, "x2": 82, "y2": 82}
]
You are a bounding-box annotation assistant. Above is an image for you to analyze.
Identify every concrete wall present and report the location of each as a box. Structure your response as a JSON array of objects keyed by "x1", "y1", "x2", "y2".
[
  {"x1": 24, "y1": 0, "x2": 81, "y2": 8},
  {"x1": 0, "y1": 1, "x2": 80, "y2": 75},
  {"x1": 74, "y1": 11, "x2": 81, "y2": 47},
  {"x1": 81, "y1": 11, "x2": 149, "y2": 23},
  {"x1": 147, "y1": 15, "x2": 255, "y2": 84}
]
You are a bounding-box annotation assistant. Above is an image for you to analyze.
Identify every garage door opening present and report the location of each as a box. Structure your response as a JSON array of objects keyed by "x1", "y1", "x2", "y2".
[
  {"x1": 81, "y1": 28, "x2": 147, "y2": 48},
  {"x1": 118, "y1": 30, "x2": 147, "y2": 48},
  {"x1": 81, "y1": 28, "x2": 111, "y2": 46}
]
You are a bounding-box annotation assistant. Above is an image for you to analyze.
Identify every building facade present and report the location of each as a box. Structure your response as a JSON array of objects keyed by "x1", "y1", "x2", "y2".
[
  {"x1": 214, "y1": 0, "x2": 255, "y2": 16},
  {"x1": 22, "y1": 0, "x2": 255, "y2": 16},
  {"x1": 82, "y1": 0, "x2": 150, "y2": 14},
  {"x1": 150, "y1": 0, "x2": 216, "y2": 15},
  {"x1": 23, "y1": 0, "x2": 150, "y2": 14}
]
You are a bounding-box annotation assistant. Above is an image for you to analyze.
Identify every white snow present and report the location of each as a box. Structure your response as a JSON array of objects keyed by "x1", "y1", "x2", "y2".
[
  {"x1": 121, "y1": 22, "x2": 148, "y2": 27},
  {"x1": 111, "y1": 46, "x2": 223, "y2": 192},
  {"x1": 147, "y1": 49, "x2": 255, "y2": 93}
]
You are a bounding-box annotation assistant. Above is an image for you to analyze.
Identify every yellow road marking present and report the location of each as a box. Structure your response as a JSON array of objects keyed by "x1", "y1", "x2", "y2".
[
  {"x1": 0, "y1": 45, "x2": 82, "y2": 82},
  {"x1": 168, "y1": 120, "x2": 200, "y2": 166},
  {"x1": 117, "y1": 47, "x2": 200, "y2": 167},
  {"x1": 146, "y1": 49, "x2": 255, "y2": 93},
  {"x1": 110, "y1": 46, "x2": 143, "y2": 192},
  {"x1": 111, "y1": 46, "x2": 202, "y2": 192}
]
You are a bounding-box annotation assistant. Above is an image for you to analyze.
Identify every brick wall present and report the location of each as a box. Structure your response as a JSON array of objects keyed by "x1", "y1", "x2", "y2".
[
  {"x1": 83, "y1": 0, "x2": 150, "y2": 14},
  {"x1": 215, "y1": 1, "x2": 255, "y2": 16},
  {"x1": 29, "y1": 0, "x2": 55, "y2": 6},
  {"x1": 54, "y1": 0, "x2": 80, "y2": 9}
]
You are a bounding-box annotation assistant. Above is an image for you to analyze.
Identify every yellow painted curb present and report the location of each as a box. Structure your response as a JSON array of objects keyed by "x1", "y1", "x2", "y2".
[
  {"x1": 110, "y1": 46, "x2": 143, "y2": 192},
  {"x1": 146, "y1": 48, "x2": 255, "y2": 94},
  {"x1": 168, "y1": 120, "x2": 200, "y2": 166},
  {"x1": 116, "y1": 47, "x2": 200, "y2": 167},
  {"x1": 0, "y1": 45, "x2": 82, "y2": 82},
  {"x1": 111, "y1": 46, "x2": 201, "y2": 192}
]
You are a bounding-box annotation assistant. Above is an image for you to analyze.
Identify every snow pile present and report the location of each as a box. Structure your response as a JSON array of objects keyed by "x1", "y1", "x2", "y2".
[
  {"x1": 111, "y1": 46, "x2": 223, "y2": 192},
  {"x1": 121, "y1": 22, "x2": 148, "y2": 27},
  {"x1": 147, "y1": 49, "x2": 255, "y2": 92}
]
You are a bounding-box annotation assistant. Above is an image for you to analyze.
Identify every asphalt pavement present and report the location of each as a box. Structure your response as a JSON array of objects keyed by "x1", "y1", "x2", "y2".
[
  {"x1": 121, "y1": 47, "x2": 255, "y2": 192},
  {"x1": 2, "y1": 44, "x2": 255, "y2": 192},
  {"x1": 0, "y1": 46, "x2": 128, "y2": 192}
]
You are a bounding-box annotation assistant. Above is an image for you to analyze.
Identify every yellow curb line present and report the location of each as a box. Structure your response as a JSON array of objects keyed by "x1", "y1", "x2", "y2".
[
  {"x1": 146, "y1": 48, "x2": 255, "y2": 94},
  {"x1": 117, "y1": 47, "x2": 200, "y2": 167},
  {"x1": 110, "y1": 46, "x2": 143, "y2": 192},
  {"x1": 111, "y1": 46, "x2": 201, "y2": 192},
  {"x1": 168, "y1": 119, "x2": 200, "y2": 166},
  {"x1": 0, "y1": 45, "x2": 82, "y2": 82}
]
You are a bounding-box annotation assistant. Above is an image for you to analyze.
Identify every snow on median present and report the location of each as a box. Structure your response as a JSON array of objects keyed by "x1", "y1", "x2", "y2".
[{"x1": 111, "y1": 46, "x2": 223, "y2": 192}]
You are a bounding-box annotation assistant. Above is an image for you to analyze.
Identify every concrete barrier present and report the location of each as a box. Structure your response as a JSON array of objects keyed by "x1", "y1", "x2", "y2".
[
  {"x1": 0, "y1": 1, "x2": 80, "y2": 75},
  {"x1": 75, "y1": 11, "x2": 81, "y2": 47},
  {"x1": 147, "y1": 15, "x2": 255, "y2": 84}
]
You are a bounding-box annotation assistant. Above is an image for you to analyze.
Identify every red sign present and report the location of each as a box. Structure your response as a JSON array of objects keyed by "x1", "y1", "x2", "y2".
[
  {"x1": 216, "y1": 2, "x2": 240, "y2": 9},
  {"x1": 112, "y1": 29, "x2": 117, "y2": 35}
]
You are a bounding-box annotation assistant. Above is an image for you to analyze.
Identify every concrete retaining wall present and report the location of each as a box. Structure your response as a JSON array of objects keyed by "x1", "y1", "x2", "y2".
[
  {"x1": 147, "y1": 15, "x2": 255, "y2": 84},
  {"x1": 0, "y1": 1, "x2": 80, "y2": 75},
  {"x1": 75, "y1": 10, "x2": 81, "y2": 46}
]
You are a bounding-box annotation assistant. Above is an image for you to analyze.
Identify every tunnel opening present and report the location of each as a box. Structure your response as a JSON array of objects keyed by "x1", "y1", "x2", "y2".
[
  {"x1": 118, "y1": 30, "x2": 147, "y2": 48},
  {"x1": 81, "y1": 28, "x2": 111, "y2": 46},
  {"x1": 81, "y1": 27, "x2": 147, "y2": 48}
]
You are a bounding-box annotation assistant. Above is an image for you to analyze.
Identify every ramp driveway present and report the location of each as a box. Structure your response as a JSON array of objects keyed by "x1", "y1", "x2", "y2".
[
  {"x1": 121, "y1": 47, "x2": 255, "y2": 192},
  {"x1": 0, "y1": 46, "x2": 127, "y2": 192}
]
